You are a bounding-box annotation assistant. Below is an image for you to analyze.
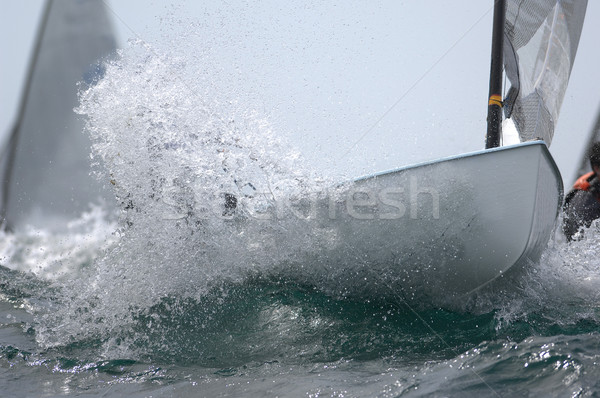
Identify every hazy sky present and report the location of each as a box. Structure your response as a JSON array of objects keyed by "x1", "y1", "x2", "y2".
[{"x1": 1, "y1": 1, "x2": 598, "y2": 185}]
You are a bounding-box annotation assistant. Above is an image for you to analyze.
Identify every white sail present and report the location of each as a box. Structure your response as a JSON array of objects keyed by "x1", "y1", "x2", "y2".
[
  {"x1": 503, "y1": 0, "x2": 587, "y2": 145},
  {"x1": 0, "y1": 0, "x2": 117, "y2": 230}
]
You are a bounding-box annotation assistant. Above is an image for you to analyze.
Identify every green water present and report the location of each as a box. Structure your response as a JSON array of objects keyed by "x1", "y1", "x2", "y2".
[{"x1": 2, "y1": 260, "x2": 600, "y2": 397}]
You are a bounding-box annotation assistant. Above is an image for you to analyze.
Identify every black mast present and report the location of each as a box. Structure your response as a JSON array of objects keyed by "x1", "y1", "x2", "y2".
[{"x1": 485, "y1": 0, "x2": 506, "y2": 149}]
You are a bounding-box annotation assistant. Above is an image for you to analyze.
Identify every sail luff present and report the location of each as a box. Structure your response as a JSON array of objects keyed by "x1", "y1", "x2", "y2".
[{"x1": 0, "y1": 0, "x2": 53, "y2": 228}]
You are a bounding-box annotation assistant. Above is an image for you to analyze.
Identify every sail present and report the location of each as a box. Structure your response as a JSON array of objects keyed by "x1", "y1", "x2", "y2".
[
  {"x1": 503, "y1": 0, "x2": 587, "y2": 146},
  {"x1": 573, "y1": 107, "x2": 600, "y2": 179},
  {"x1": 0, "y1": 0, "x2": 117, "y2": 230}
]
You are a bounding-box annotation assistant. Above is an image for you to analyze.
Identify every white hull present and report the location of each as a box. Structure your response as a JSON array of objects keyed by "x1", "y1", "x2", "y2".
[{"x1": 299, "y1": 141, "x2": 562, "y2": 299}]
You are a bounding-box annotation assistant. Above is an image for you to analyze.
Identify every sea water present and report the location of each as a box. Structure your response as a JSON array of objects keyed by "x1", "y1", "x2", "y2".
[
  {"x1": 2, "y1": 33, "x2": 600, "y2": 398},
  {"x1": 2, "y1": 217, "x2": 600, "y2": 397}
]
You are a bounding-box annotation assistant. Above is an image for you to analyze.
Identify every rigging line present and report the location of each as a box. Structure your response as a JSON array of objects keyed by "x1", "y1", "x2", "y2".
[
  {"x1": 337, "y1": 4, "x2": 496, "y2": 162},
  {"x1": 101, "y1": 0, "x2": 143, "y2": 46},
  {"x1": 100, "y1": 1, "x2": 212, "y2": 120}
]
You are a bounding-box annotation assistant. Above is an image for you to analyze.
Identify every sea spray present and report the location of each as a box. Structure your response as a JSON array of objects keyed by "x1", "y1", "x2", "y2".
[
  {"x1": 33, "y1": 37, "x2": 335, "y2": 352},
  {"x1": 0, "y1": 205, "x2": 115, "y2": 281},
  {"x1": 24, "y1": 14, "x2": 477, "y2": 355},
  {"x1": 461, "y1": 219, "x2": 600, "y2": 335}
]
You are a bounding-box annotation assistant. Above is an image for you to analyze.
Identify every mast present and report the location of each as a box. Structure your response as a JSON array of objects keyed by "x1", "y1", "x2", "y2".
[{"x1": 485, "y1": 0, "x2": 506, "y2": 149}]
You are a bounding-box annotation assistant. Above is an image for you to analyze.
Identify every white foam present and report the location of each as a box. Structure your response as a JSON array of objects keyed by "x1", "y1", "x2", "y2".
[{"x1": 0, "y1": 205, "x2": 116, "y2": 281}]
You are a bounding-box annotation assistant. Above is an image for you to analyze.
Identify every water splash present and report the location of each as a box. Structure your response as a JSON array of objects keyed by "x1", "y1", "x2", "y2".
[
  {"x1": 31, "y1": 34, "x2": 335, "y2": 351},
  {"x1": 462, "y1": 218, "x2": 600, "y2": 335},
  {"x1": 0, "y1": 205, "x2": 115, "y2": 281}
]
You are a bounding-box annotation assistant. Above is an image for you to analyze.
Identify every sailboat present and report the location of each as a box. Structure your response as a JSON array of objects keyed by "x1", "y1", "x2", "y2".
[
  {"x1": 0, "y1": 0, "x2": 588, "y2": 299},
  {"x1": 304, "y1": 0, "x2": 587, "y2": 298}
]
